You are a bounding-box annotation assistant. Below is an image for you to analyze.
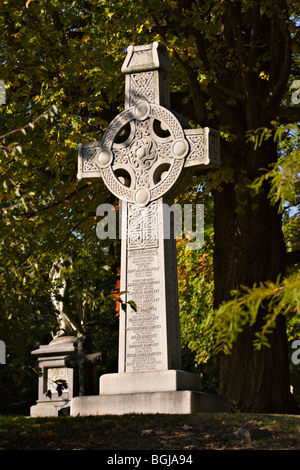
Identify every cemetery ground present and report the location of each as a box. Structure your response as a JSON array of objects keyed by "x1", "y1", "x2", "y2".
[{"x1": 0, "y1": 412, "x2": 300, "y2": 450}]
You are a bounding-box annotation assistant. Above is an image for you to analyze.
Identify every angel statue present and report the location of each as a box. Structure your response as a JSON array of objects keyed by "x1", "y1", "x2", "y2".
[{"x1": 49, "y1": 258, "x2": 86, "y2": 341}]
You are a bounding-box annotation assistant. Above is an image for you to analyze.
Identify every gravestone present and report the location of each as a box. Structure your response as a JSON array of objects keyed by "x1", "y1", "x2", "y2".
[
  {"x1": 72, "y1": 42, "x2": 230, "y2": 415},
  {"x1": 30, "y1": 336, "x2": 102, "y2": 416},
  {"x1": 30, "y1": 336, "x2": 78, "y2": 417},
  {"x1": 30, "y1": 260, "x2": 89, "y2": 417}
]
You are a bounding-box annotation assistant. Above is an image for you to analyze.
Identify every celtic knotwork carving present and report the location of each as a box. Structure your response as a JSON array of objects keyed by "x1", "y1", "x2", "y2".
[
  {"x1": 114, "y1": 147, "x2": 130, "y2": 165},
  {"x1": 129, "y1": 72, "x2": 155, "y2": 106},
  {"x1": 102, "y1": 109, "x2": 134, "y2": 149},
  {"x1": 149, "y1": 105, "x2": 183, "y2": 140},
  {"x1": 97, "y1": 101, "x2": 189, "y2": 205},
  {"x1": 127, "y1": 201, "x2": 159, "y2": 250},
  {"x1": 128, "y1": 120, "x2": 157, "y2": 172},
  {"x1": 82, "y1": 147, "x2": 101, "y2": 172},
  {"x1": 185, "y1": 134, "x2": 205, "y2": 164},
  {"x1": 150, "y1": 159, "x2": 183, "y2": 200},
  {"x1": 101, "y1": 167, "x2": 134, "y2": 200}
]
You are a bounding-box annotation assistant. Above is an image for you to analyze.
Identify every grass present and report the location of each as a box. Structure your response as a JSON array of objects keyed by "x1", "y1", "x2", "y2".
[{"x1": 0, "y1": 412, "x2": 299, "y2": 450}]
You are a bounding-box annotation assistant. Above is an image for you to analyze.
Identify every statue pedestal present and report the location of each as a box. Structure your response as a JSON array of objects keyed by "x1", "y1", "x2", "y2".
[{"x1": 30, "y1": 336, "x2": 77, "y2": 417}]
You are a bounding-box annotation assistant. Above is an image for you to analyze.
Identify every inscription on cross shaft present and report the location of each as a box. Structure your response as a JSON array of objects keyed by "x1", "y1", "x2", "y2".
[{"x1": 78, "y1": 42, "x2": 220, "y2": 392}]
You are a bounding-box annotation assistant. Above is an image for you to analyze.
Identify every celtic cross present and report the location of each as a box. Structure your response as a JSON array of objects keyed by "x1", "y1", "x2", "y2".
[{"x1": 77, "y1": 43, "x2": 220, "y2": 391}]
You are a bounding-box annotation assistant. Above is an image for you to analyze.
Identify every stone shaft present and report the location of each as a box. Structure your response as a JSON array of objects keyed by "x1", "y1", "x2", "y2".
[{"x1": 118, "y1": 197, "x2": 181, "y2": 373}]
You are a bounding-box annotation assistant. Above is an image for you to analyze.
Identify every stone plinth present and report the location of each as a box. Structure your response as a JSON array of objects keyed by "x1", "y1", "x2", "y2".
[
  {"x1": 71, "y1": 391, "x2": 230, "y2": 416},
  {"x1": 30, "y1": 336, "x2": 77, "y2": 417},
  {"x1": 100, "y1": 370, "x2": 202, "y2": 395}
]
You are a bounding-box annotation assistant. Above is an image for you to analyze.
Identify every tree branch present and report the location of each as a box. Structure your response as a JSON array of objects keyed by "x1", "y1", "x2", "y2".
[
  {"x1": 0, "y1": 107, "x2": 57, "y2": 142},
  {"x1": 276, "y1": 106, "x2": 300, "y2": 123},
  {"x1": 192, "y1": 30, "x2": 245, "y2": 134},
  {"x1": 172, "y1": 50, "x2": 208, "y2": 123},
  {"x1": 224, "y1": 2, "x2": 257, "y2": 128},
  {"x1": 286, "y1": 250, "x2": 300, "y2": 266},
  {"x1": 267, "y1": 2, "x2": 292, "y2": 109},
  {"x1": 249, "y1": 2, "x2": 261, "y2": 70}
]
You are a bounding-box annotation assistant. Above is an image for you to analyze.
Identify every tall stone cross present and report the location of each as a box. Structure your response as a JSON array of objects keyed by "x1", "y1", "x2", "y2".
[{"x1": 77, "y1": 43, "x2": 220, "y2": 401}]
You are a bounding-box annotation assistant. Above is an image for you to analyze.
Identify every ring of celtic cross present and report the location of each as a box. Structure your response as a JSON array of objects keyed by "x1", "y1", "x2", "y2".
[{"x1": 96, "y1": 100, "x2": 189, "y2": 206}]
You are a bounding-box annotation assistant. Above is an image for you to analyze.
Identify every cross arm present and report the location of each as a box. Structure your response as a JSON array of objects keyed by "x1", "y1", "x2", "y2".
[
  {"x1": 77, "y1": 142, "x2": 103, "y2": 180},
  {"x1": 65, "y1": 352, "x2": 102, "y2": 369},
  {"x1": 78, "y1": 127, "x2": 220, "y2": 182},
  {"x1": 183, "y1": 127, "x2": 220, "y2": 171},
  {"x1": 86, "y1": 352, "x2": 103, "y2": 365}
]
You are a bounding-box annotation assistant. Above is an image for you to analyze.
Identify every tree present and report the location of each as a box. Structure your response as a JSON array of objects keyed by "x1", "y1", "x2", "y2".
[
  {"x1": 0, "y1": 0, "x2": 123, "y2": 411},
  {"x1": 101, "y1": 0, "x2": 300, "y2": 412},
  {"x1": 1, "y1": 0, "x2": 299, "y2": 413},
  {"x1": 209, "y1": 120, "x2": 300, "y2": 404}
]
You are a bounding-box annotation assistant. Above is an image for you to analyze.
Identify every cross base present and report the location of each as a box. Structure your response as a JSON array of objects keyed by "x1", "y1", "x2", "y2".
[
  {"x1": 99, "y1": 370, "x2": 202, "y2": 395},
  {"x1": 70, "y1": 390, "x2": 230, "y2": 416}
]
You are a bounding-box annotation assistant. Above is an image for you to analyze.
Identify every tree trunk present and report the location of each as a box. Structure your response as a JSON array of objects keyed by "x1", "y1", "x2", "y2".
[{"x1": 213, "y1": 142, "x2": 299, "y2": 413}]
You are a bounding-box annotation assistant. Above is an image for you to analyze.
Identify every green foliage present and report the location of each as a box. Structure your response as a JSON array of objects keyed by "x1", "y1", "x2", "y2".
[
  {"x1": 176, "y1": 180, "x2": 215, "y2": 365},
  {"x1": 210, "y1": 273, "x2": 300, "y2": 354},
  {"x1": 247, "y1": 123, "x2": 300, "y2": 212},
  {"x1": 0, "y1": 0, "x2": 125, "y2": 410},
  {"x1": 212, "y1": 120, "x2": 300, "y2": 355}
]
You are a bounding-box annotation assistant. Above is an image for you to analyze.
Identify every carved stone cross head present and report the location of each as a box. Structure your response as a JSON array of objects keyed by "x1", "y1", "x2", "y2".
[{"x1": 78, "y1": 42, "x2": 220, "y2": 205}]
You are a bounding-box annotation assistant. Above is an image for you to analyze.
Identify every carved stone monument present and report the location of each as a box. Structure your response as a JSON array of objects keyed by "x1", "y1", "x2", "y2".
[
  {"x1": 72, "y1": 42, "x2": 229, "y2": 415},
  {"x1": 30, "y1": 259, "x2": 87, "y2": 417},
  {"x1": 30, "y1": 337, "x2": 77, "y2": 417}
]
